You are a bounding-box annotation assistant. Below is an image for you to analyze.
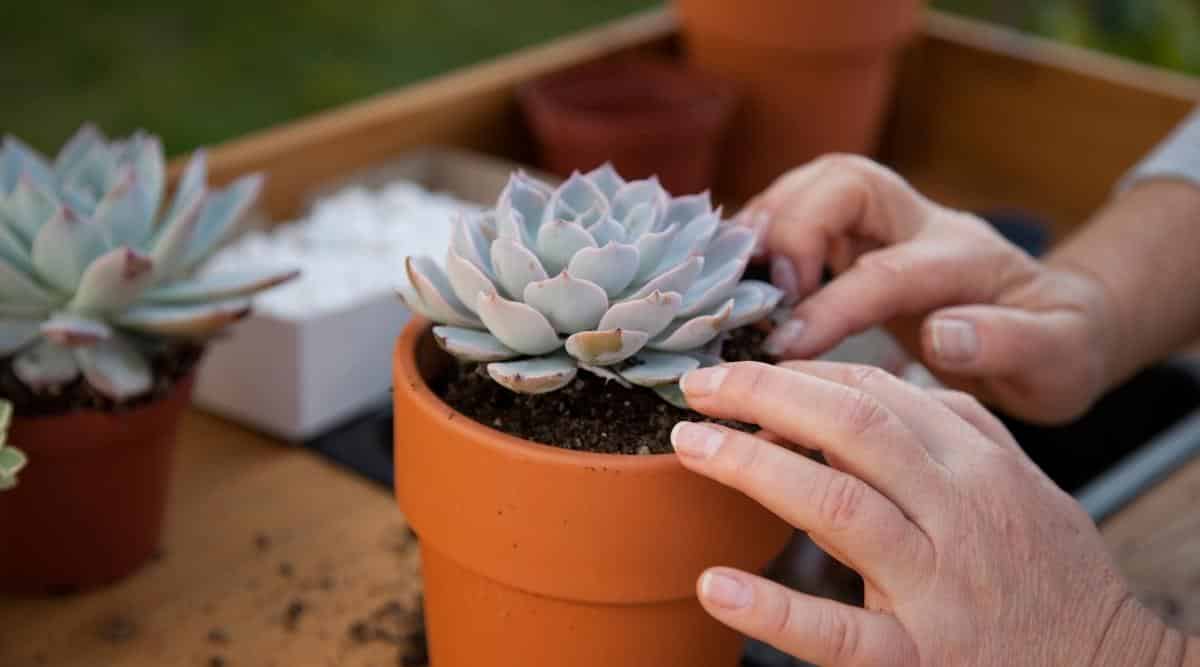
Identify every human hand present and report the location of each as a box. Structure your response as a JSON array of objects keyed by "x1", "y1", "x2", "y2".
[
  {"x1": 737, "y1": 155, "x2": 1119, "y2": 424},
  {"x1": 671, "y1": 361, "x2": 1190, "y2": 666}
]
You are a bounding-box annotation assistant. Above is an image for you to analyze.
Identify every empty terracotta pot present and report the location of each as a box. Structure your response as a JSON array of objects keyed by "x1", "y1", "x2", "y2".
[
  {"x1": 393, "y1": 319, "x2": 791, "y2": 666},
  {"x1": 675, "y1": 0, "x2": 925, "y2": 201},
  {"x1": 518, "y1": 57, "x2": 740, "y2": 195},
  {"x1": 0, "y1": 374, "x2": 195, "y2": 595}
]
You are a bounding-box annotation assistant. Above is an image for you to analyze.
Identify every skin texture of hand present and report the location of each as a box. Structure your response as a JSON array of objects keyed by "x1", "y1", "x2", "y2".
[
  {"x1": 736, "y1": 154, "x2": 1120, "y2": 424},
  {"x1": 672, "y1": 361, "x2": 1195, "y2": 666}
]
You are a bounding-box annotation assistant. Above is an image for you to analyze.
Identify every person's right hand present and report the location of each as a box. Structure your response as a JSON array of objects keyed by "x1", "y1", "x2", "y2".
[{"x1": 738, "y1": 155, "x2": 1121, "y2": 424}]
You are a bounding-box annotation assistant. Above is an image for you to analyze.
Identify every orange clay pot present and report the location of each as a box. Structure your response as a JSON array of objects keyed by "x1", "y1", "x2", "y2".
[
  {"x1": 675, "y1": 0, "x2": 924, "y2": 201},
  {"x1": 0, "y1": 374, "x2": 194, "y2": 595},
  {"x1": 518, "y1": 56, "x2": 740, "y2": 195},
  {"x1": 393, "y1": 319, "x2": 791, "y2": 666}
]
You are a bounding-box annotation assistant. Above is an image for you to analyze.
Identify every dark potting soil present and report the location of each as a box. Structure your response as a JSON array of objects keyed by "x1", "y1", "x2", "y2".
[
  {"x1": 436, "y1": 326, "x2": 776, "y2": 455},
  {"x1": 0, "y1": 342, "x2": 204, "y2": 417}
]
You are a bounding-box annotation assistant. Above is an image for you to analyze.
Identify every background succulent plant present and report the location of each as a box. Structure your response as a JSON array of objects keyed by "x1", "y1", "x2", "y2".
[
  {"x1": 399, "y1": 164, "x2": 783, "y2": 405},
  {"x1": 0, "y1": 399, "x2": 24, "y2": 490},
  {"x1": 0, "y1": 125, "x2": 298, "y2": 402}
]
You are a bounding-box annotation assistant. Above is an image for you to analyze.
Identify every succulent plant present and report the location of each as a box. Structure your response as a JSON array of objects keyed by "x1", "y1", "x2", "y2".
[
  {"x1": 0, "y1": 399, "x2": 25, "y2": 490},
  {"x1": 399, "y1": 164, "x2": 783, "y2": 405},
  {"x1": 0, "y1": 125, "x2": 298, "y2": 401}
]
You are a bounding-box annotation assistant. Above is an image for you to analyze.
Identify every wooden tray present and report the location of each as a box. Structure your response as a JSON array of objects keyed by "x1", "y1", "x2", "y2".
[{"x1": 4, "y1": 8, "x2": 1199, "y2": 666}]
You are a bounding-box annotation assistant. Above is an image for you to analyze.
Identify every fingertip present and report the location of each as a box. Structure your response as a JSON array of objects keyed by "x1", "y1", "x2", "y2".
[{"x1": 697, "y1": 567, "x2": 754, "y2": 611}]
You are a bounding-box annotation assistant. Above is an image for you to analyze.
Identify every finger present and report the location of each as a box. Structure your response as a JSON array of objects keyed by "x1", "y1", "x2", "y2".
[
  {"x1": 922, "y1": 304, "x2": 1080, "y2": 377},
  {"x1": 766, "y1": 238, "x2": 1027, "y2": 359},
  {"x1": 680, "y1": 362, "x2": 947, "y2": 519},
  {"x1": 672, "y1": 422, "x2": 932, "y2": 593},
  {"x1": 697, "y1": 567, "x2": 918, "y2": 667},
  {"x1": 927, "y1": 388, "x2": 1020, "y2": 451},
  {"x1": 776, "y1": 360, "x2": 987, "y2": 463}
]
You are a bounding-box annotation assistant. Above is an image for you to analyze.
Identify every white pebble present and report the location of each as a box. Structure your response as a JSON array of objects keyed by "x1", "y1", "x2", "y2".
[{"x1": 201, "y1": 180, "x2": 481, "y2": 320}]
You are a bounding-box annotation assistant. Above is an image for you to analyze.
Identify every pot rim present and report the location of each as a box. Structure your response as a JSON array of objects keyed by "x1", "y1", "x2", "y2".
[{"x1": 394, "y1": 317, "x2": 688, "y2": 468}]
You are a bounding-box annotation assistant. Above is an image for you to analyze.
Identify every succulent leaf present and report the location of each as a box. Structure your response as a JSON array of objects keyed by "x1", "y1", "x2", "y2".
[
  {"x1": 490, "y1": 237, "x2": 547, "y2": 299},
  {"x1": 632, "y1": 223, "x2": 678, "y2": 282},
  {"x1": 165, "y1": 149, "x2": 208, "y2": 224},
  {"x1": 619, "y1": 351, "x2": 700, "y2": 387},
  {"x1": 475, "y1": 291, "x2": 560, "y2": 355},
  {"x1": 433, "y1": 326, "x2": 520, "y2": 362},
  {"x1": 181, "y1": 173, "x2": 263, "y2": 270},
  {"x1": 649, "y1": 299, "x2": 733, "y2": 351},
  {"x1": 116, "y1": 298, "x2": 251, "y2": 337},
  {"x1": 41, "y1": 312, "x2": 112, "y2": 346},
  {"x1": 611, "y1": 178, "x2": 666, "y2": 227},
  {"x1": 598, "y1": 290, "x2": 682, "y2": 339},
  {"x1": 578, "y1": 362, "x2": 632, "y2": 387},
  {"x1": 59, "y1": 141, "x2": 118, "y2": 205},
  {"x1": 725, "y1": 281, "x2": 785, "y2": 331},
  {"x1": 14, "y1": 339, "x2": 81, "y2": 389},
  {"x1": 624, "y1": 255, "x2": 703, "y2": 301},
  {"x1": 522, "y1": 272, "x2": 609, "y2": 334},
  {"x1": 1, "y1": 136, "x2": 55, "y2": 194},
  {"x1": 142, "y1": 268, "x2": 300, "y2": 304},
  {"x1": 450, "y1": 214, "x2": 494, "y2": 277},
  {"x1": 565, "y1": 242, "x2": 639, "y2": 298},
  {"x1": 54, "y1": 123, "x2": 105, "y2": 174},
  {"x1": 70, "y1": 247, "x2": 155, "y2": 313},
  {"x1": 150, "y1": 184, "x2": 207, "y2": 278},
  {"x1": 0, "y1": 257, "x2": 58, "y2": 306},
  {"x1": 0, "y1": 320, "x2": 41, "y2": 355},
  {"x1": 32, "y1": 207, "x2": 110, "y2": 293},
  {"x1": 487, "y1": 355, "x2": 577, "y2": 394},
  {"x1": 564, "y1": 328, "x2": 649, "y2": 366},
  {"x1": 444, "y1": 247, "x2": 497, "y2": 310},
  {"x1": 3, "y1": 177, "x2": 59, "y2": 243},
  {"x1": 536, "y1": 219, "x2": 595, "y2": 276},
  {"x1": 404, "y1": 256, "x2": 480, "y2": 328},
  {"x1": 586, "y1": 216, "x2": 626, "y2": 246},
  {"x1": 584, "y1": 163, "x2": 625, "y2": 199},
  {"x1": 0, "y1": 221, "x2": 34, "y2": 274},
  {"x1": 92, "y1": 167, "x2": 155, "y2": 248},
  {"x1": 74, "y1": 334, "x2": 152, "y2": 400}
]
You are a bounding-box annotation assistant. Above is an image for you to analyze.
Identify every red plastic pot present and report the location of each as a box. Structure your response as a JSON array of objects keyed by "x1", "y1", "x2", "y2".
[
  {"x1": 675, "y1": 0, "x2": 925, "y2": 200},
  {"x1": 518, "y1": 56, "x2": 740, "y2": 195},
  {"x1": 0, "y1": 374, "x2": 195, "y2": 595}
]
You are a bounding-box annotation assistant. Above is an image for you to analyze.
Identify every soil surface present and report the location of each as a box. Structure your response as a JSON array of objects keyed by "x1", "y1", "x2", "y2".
[
  {"x1": 436, "y1": 326, "x2": 776, "y2": 455},
  {"x1": 0, "y1": 342, "x2": 204, "y2": 417}
]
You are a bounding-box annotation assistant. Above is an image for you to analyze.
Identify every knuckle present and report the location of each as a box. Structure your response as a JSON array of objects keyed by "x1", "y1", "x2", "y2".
[
  {"x1": 853, "y1": 249, "x2": 909, "y2": 283},
  {"x1": 837, "y1": 387, "x2": 893, "y2": 439},
  {"x1": 816, "y1": 473, "x2": 866, "y2": 532},
  {"x1": 818, "y1": 605, "x2": 862, "y2": 664},
  {"x1": 768, "y1": 587, "x2": 797, "y2": 638},
  {"x1": 725, "y1": 434, "x2": 764, "y2": 481}
]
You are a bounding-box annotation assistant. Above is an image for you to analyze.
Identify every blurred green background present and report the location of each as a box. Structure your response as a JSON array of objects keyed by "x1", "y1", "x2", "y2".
[{"x1": 3, "y1": 0, "x2": 1197, "y2": 157}]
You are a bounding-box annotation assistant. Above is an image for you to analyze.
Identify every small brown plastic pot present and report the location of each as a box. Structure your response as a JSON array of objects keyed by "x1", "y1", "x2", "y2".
[
  {"x1": 393, "y1": 319, "x2": 791, "y2": 666},
  {"x1": 0, "y1": 374, "x2": 195, "y2": 595},
  {"x1": 518, "y1": 57, "x2": 740, "y2": 195},
  {"x1": 675, "y1": 0, "x2": 925, "y2": 200}
]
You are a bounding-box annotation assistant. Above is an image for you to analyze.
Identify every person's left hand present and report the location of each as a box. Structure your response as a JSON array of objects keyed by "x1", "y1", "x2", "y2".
[{"x1": 670, "y1": 361, "x2": 1187, "y2": 666}]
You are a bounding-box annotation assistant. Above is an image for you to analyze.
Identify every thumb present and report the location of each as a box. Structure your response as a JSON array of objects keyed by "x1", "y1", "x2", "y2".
[{"x1": 921, "y1": 304, "x2": 1069, "y2": 377}]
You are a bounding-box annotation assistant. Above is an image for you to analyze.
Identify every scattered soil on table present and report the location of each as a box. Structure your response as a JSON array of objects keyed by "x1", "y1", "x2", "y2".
[
  {"x1": 207, "y1": 627, "x2": 231, "y2": 644},
  {"x1": 435, "y1": 325, "x2": 777, "y2": 455},
  {"x1": 283, "y1": 598, "x2": 307, "y2": 631},
  {"x1": 346, "y1": 597, "x2": 428, "y2": 666},
  {"x1": 97, "y1": 614, "x2": 138, "y2": 643},
  {"x1": 0, "y1": 342, "x2": 204, "y2": 417},
  {"x1": 278, "y1": 561, "x2": 294, "y2": 578},
  {"x1": 254, "y1": 533, "x2": 272, "y2": 552}
]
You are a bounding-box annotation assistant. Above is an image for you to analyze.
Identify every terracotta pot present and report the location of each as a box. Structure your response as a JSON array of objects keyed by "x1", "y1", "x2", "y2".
[
  {"x1": 518, "y1": 56, "x2": 740, "y2": 195},
  {"x1": 393, "y1": 319, "x2": 790, "y2": 666},
  {"x1": 675, "y1": 0, "x2": 925, "y2": 201},
  {"x1": 0, "y1": 374, "x2": 195, "y2": 595}
]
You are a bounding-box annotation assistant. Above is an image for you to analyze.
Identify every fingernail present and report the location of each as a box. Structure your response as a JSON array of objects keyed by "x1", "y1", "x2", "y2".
[
  {"x1": 764, "y1": 319, "x2": 806, "y2": 357},
  {"x1": 699, "y1": 569, "x2": 752, "y2": 610},
  {"x1": 681, "y1": 366, "x2": 728, "y2": 397},
  {"x1": 671, "y1": 422, "x2": 725, "y2": 459},
  {"x1": 771, "y1": 255, "x2": 799, "y2": 303},
  {"x1": 931, "y1": 318, "x2": 978, "y2": 364}
]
